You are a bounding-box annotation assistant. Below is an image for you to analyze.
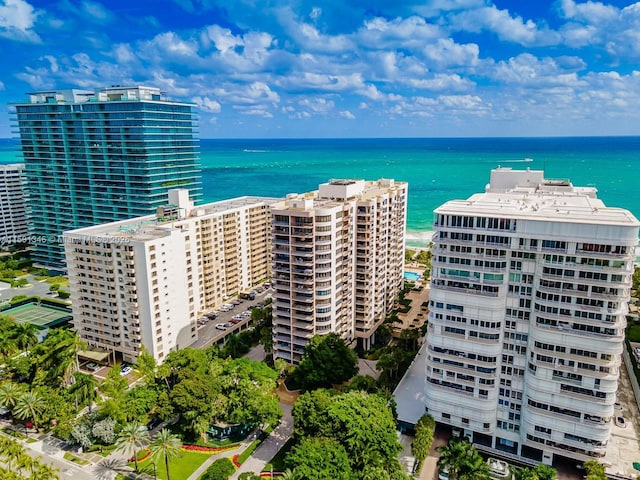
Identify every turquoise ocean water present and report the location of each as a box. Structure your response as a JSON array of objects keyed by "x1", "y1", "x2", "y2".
[{"x1": 2, "y1": 137, "x2": 639, "y2": 247}]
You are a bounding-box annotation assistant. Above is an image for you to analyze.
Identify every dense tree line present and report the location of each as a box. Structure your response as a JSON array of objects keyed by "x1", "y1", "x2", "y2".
[
  {"x1": 0, "y1": 310, "x2": 282, "y2": 461},
  {"x1": 287, "y1": 388, "x2": 410, "y2": 480}
]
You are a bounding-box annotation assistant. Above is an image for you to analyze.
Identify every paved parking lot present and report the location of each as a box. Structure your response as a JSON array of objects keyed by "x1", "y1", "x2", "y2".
[{"x1": 189, "y1": 286, "x2": 272, "y2": 349}]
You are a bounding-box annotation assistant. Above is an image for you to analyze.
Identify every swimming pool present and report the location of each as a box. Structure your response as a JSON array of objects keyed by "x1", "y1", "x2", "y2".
[{"x1": 404, "y1": 271, "x2": 421, "y2": 281}]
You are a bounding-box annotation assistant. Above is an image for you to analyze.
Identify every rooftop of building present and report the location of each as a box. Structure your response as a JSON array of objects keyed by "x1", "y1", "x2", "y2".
[
  {"x1": 275, "y1": 178, "x2": 407, "y2": 211},
  {"x1": 0, "y1": 164, "x2": 24, "y2": 170},
  {"x1": 14, "y1": 85, "x2": 192, "y2": 106},
  {"x1": 63, "y1": 195, "x2": 280, "y2": 243},
  {"x1": 435, "y1": 168, "x2": 639, "y2": 226}
]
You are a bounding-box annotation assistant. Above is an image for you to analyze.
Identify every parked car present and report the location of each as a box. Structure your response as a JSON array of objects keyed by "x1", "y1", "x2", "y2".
[
  {"x1": 120, "y1": 366, "x2": 132, "y2": 376},
  {"x1": 614, "y1": 416, "x2": 626, "y2": 428},
  {"x1": 85, "y1": 362, "x2": 100, "y2": 372},
  {"x1": 216, "y1": 323, "x2": 227, "y2": 331},
  {"x1": 438, "y1": 467, "x2": 449, "y2": 480}
]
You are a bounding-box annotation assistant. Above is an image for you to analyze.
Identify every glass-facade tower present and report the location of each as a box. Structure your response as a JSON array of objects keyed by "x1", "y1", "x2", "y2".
[{"x1": 12, "y1": 86, "x2": 202, "y2": 268}]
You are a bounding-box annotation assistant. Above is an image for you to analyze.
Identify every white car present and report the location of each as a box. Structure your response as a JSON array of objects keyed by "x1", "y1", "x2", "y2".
[
  {"x1": 120, "y1": 366, "x2": 132, "y2": 376},
  {"x1": 216, "y1": 323, "x2": 227, "y2": 331}
]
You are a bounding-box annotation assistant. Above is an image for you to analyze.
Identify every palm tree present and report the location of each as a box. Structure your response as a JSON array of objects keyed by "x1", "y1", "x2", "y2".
[
  {"x1": 437, "y1": 438, "x2": 472, "y2": 480},
  {"x1": 15, "y1": 452, "x2": 36, "y2": 477},
  {"x1": 34, "y1": 329, "x2": 84, "y2": 386},
  {"x1": 114, "y1": 421, "x2": 149, "y2": 473},
  {"x1": 457, "y1": 449, "x2": 491, "y2": 480},
  {"x1": 31, "y1": 462, "x2": 60, "y2": 480},
  {"x1": 0, "y1": 381, "x2": 24, "y2": 411},
  {"x1": 0, "y1": 437, "x2": 24, "y2": 469},
  {"x1": 149, "y1": 428, "x2": 182, "y2": 480},
  {"x1": 0, "y1": 335, "x2": 16, "y2": 360},
  {"x1": 69, "y1": 372, "x2": 97, "y2": 408},
  {"x1": 13, "y1": 390, "x2": 45, "y2": 431},
  {"x1": 11, "y1": 322, "x2": 39, "y2": 352}
]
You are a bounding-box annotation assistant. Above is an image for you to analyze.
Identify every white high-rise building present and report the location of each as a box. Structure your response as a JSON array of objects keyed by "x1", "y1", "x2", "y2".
[
  {"x1": 425, "y1": 168, "x2": 639, "y2": 464},
  {"x1": 271, "y1": 179, "x2": 407, "y2": 364},
  {"x1": 64, "y1": 189, "x2": 278, "y2": 363},
  {"x1": 0, "y1": 164, "x2": 27, "y2": 245}
]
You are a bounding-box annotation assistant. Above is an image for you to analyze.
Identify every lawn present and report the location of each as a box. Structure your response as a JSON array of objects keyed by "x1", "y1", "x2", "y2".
[
  {"x1": 628, "y1": 324, "x2": 640, "y2": 342},
  {"x1": 135, "y1": 451, "x2": 213, "y2": 480}
]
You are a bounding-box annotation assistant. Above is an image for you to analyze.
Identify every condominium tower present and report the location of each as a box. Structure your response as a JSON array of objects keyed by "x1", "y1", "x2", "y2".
[
  {"x1": 0, "y1": 164, "x2": 27, "y2": 244},
  {"x1": 13, "y1": 86, "x2": 202, "y2": 268},
  {"x1": 425, "y1": 168, "x2": 638, "y2": 464},
  {"x1": 63, "y1": 189, "x2": 277, "y2": 363},
  {"x1": 272, "y1": 179, "x2": 407, "y2": 364}
]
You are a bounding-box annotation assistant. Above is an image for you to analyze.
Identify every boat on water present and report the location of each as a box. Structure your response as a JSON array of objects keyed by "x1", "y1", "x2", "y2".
[{"x1": 487, "y1": 458, "x2": 511, "y2": 479}]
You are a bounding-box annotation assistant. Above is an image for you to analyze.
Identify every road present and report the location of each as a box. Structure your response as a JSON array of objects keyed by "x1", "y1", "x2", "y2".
[{"x1": 0, "y1": 274, "x2": 58, "y2": 301}]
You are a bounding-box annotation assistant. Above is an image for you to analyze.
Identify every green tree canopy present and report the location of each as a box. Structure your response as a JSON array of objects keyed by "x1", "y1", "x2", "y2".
[
  {"x1": 292, "y1": 333, "x2": 358, "y2": 390},
  {"x1": 412, "y1": 414, "x2": 435, "y2": 463},
  {"x1": 290, "y1": 390, "x2": 402, "y2": 478},
  {"x1": 285, "y1": 437, "x2": 354, "y2": 480},
  {"x1": 10, "y1": 322, "x2": 39, "y2": 352},
  {"x1": 292, "y1": 388, "x2": 336, "y2": 439},
  {"x1": 583, "y1": 461, "x2": 607, "y2": 480},
  {"x1": 437, "y1": 438, "x2": 490, "y2": 480},
  {"x1": 168, "y1": 354, "x2": 281, "y2": 439}
]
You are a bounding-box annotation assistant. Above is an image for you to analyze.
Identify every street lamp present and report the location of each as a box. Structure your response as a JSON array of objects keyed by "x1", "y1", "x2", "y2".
[{"x1": 150, "y1": 462, "x2": 157, "y2": 480}]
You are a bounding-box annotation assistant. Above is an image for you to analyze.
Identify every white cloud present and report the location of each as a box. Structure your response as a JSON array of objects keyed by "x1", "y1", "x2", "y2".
[
  {"x1": 80, "y1": 0, "x2": 114, "y2": 24},
  {"x1": 232, "y1": 105, "x2": 273, "y2": 118},
  {"x1": 358, "y1": 16, "x2": 441, "y2": 50},
  {"x1": 422, "y1": 38, "x2": 480, "y2": 68},
  {"x1": 112, "y1": 44, "x2": 137, "y2": 64},
  {"x1": 448, "y1": 5, "x2": 561, "y2": 47},
  {"x1": 140, "y1": 32, "x2": 200, "y2": 63},
  {"x1": 41, "y1": 55, "x2": 59, "y2": 73},
  {"x1": 299, "y1": 97, "x2": 335, "y2": 114},
  {"x1": 0, "y1": 80, "x2": 5, "y2": 90},
  {"x1": 339, "y1": 110, "x2": 355, "y2": 119},
  {"x1": 0, "y1": 0, "x2": 41, "y2": 43},
  {"x1": 192, "y1": 96, "x2": 222, "y2": 113},
  {"x1": 491, "y1": 53, "x2": 586, "y2": 88},
  {"x1": 277, "y1": 6, "x2": 353, "y2": 54},
  {"x1": 404, "y1": 73, "x2": 475, "y2": 92},
  {"x1": 559, "y1": 0, "x2": 619, "y2": 23}
]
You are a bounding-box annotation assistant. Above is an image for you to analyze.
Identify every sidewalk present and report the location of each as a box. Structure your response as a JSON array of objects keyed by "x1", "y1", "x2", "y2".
[
  {"x1": 186, "y1": 443, "x2": 246, "y2": 480},
  {"x1": 230, "y1": 403, "x2": 293, "y2": 479}
]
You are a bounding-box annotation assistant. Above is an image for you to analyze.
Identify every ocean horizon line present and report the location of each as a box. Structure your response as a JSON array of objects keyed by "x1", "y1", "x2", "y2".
[{"x1": 2, "y1": 135, "x2": 640, "y2": 143}]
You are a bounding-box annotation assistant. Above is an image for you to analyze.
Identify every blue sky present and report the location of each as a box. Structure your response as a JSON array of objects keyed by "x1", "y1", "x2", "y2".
[{"x1": 1, "y1": 0, "x2": 639, "y2": 138}]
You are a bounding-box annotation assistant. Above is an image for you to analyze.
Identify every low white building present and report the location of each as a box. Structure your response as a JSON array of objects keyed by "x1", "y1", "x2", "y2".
[
  {"x1": 63, "y1": 189, "x2": 279, "y2": 363},
  {"x1": 425, "y1": 168, "x2": 639, "y2": 464}
]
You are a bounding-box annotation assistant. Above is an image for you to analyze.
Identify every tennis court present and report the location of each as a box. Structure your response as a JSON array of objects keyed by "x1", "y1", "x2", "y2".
[{"x1": 2, "y1": 303, "x2": 72, "y2": 329}]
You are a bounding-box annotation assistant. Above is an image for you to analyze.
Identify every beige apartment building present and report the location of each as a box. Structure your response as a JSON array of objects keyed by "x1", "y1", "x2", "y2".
[
  {"x1": 272, "y1": 179, "x2": 407, "y2": 364},
  {"x1": 63, "y1": 189, "x2": 278, "y2": 363}
]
